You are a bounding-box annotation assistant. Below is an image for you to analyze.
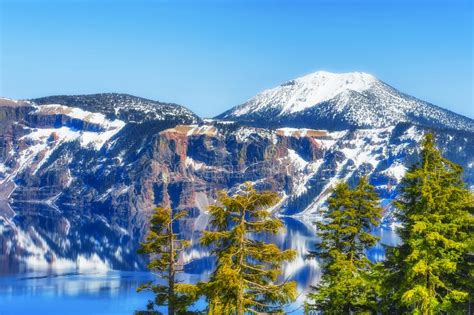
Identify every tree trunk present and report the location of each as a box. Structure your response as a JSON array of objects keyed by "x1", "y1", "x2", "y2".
[
  {"x1": 168, "y1": 218, "x2": 175, "y2": 315},
  {"x1": 237, "y1": 207, "x2": 246, "y2": 315}
]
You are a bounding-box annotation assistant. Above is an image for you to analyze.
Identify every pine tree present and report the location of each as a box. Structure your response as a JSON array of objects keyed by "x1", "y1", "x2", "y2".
[
  {"x1": 136, "y1": 207, "x2": 198, "y2": 315},
  {"x1": 384, "y1": 133, "x2": 474, "y2": 314},
  {"x1": 306, "y1": 176, "x2": 383, "y2": 314},
  {"x1": 199, "y1": 183, "x2": 297, "y2": 315}
]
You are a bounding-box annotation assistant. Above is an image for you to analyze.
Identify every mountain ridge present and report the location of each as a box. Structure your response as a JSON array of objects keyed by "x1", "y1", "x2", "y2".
[
  {"x1": 217, "y1": 71, "x2": 474, "y2": 133},
  {"x1": 32, "y1": 93, "x2": 201, "y2": 124}
]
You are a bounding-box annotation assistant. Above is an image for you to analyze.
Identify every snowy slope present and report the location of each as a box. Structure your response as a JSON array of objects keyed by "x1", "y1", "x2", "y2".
[
  {"x1": 218, "y1": 71, "x2": 474, "y2": 132},
  {"x1": 0, "y1": 102, "x2": 125, "y2": 189},
  {"x1": 231, "y1": 71, "x2": 377, "y2": 116},
  {"x1": 32, "y1": 93, "x2": 201, "y2": 124}
]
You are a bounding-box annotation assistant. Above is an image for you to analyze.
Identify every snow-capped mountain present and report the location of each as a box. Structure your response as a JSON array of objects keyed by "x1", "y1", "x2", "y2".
[
  {"x1": 1, "y1": 81, "x2": 473, "y2": 272},
  {"x1": 218, "y1": 71, "x2": 474, "y2": 132}
]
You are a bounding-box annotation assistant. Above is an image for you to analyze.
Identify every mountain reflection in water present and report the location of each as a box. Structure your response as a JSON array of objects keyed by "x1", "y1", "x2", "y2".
[{"x1": 0, "y1": 210, "x2": 400, "y2": 315}]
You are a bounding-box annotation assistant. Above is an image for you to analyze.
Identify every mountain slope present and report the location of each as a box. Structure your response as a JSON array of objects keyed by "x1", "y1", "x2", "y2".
[
  {"x1": 217, "y1": 71, "x2": 474, "y2": 132},
  {"x1": 32, "y1": 93, "x2": 201, "y2": 124}
]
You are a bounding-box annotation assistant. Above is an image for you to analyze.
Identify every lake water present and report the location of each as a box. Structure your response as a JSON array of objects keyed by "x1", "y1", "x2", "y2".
[{"x1": 0, "y1": 217, "x2": 400, "y2": 315}]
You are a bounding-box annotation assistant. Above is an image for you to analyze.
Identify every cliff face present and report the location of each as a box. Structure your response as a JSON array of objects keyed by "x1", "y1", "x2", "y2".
[{"x1": 0, "y1": 95, "x2": 473, "y2": 272}]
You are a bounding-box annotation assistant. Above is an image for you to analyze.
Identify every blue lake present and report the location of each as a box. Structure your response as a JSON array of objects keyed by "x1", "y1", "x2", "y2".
[{"x1": 0, "y1": 217, "x2": 400, "y2": 315}]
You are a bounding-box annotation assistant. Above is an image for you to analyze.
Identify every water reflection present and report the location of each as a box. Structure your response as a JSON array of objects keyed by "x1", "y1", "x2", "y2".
[
  {"x1": 0, "y1": 208, "x2": 401, "y2": 315},
  {"x1": 0, "y1": 203, "x2": 142, "y2": 274},
  {"x1": 0, "y1": 271, "x2": 155, "y2": 315}
]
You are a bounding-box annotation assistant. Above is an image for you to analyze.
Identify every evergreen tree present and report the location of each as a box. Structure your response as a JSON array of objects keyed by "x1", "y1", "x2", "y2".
[
  {"x1": 199, "y1": 183, "x2": 297, "y2": 315},
  {"x1": 136, "y1": 207, "x2": 198, "y2": 315},
  {"x1": 384, "y1": 133, "x2": 474, "y2": 314},
  {"x1": 306, "y1": 176, "x2": 383, "y2": 314}
]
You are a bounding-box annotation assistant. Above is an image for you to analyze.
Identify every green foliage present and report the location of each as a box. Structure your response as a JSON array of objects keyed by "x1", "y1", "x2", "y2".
[
  {"x1": 137, "y1": 207, "x2": 198, "y2": 315},
  {"x1": 384, "y1": 133, "x2": 474, "y2": 314},
  {"x1": 306, "y1": 176, "x2": 383, "y2": 314},
  {"x1": 199, "y1": 183, "x2": 297, "y2": 315}
]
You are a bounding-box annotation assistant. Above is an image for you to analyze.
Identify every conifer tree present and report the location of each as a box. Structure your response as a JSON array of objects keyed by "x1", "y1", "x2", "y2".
[
  {"x1": 199, "y1": 183, "x2": 297, "y2": 315},
  {"x1": 136, "y1": 206, "x2": 198, "y2": 315},
  {"x1": 306, "y1": 176, "x2": 383, "y2": 314},
  {"x1": 384, "y1": 133, "x2": 474, "y2": 314}
]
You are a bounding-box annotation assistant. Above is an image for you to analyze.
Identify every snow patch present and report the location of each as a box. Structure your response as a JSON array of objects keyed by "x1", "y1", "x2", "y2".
[
  {"x1": 185, "y1": 157, "x2": 206, "y2": 170},
  {"x1": 382, "y1": 162, "x2": 407, "y2": 182}
]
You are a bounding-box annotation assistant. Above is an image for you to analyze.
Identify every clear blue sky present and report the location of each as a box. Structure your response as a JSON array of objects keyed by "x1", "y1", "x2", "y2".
[{"x1": 1, "y1": 0, "x2": 472, "y2": 118}]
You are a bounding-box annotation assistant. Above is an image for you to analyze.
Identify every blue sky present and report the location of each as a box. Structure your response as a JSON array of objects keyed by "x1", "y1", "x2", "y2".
[{"x1": 1, "y1": 0, "x2": 472, "y2": 118}]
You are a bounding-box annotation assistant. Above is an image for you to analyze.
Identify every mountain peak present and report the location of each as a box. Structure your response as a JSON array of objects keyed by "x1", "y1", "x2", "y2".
[
  {"x1": 227, "y1": 71, "x2": 379, "y2": 118},
  {"x1": 289, "y1": 70, "x2": 376, "y2": 85},
  {"x1": 217, "y1": 71, "x2": 474, "y2": 133},
  {"x1": 278, "y1": 71, "x2": 378, "y2": 114}
]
